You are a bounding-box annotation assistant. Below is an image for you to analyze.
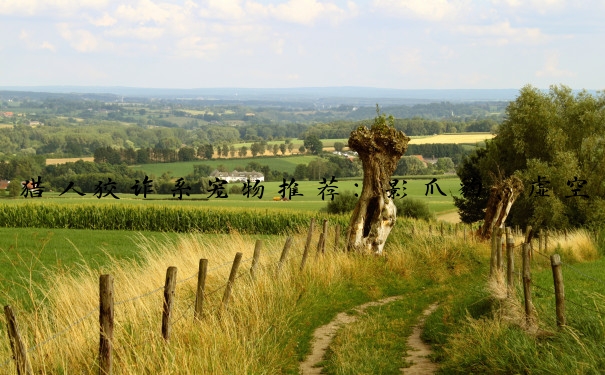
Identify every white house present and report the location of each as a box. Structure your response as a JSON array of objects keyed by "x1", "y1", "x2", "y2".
[{"x1": 209, "y1": 170, "x2": 264, "y2": 182}]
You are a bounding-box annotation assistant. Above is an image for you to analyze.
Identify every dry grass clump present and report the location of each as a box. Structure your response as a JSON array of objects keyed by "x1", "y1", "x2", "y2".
[
  {"x1": 0, "y1": 222, "x2": 485, "y2": 374},
  {"x1": 547, "y1": 229, "x2": 598, "y2": 263}
]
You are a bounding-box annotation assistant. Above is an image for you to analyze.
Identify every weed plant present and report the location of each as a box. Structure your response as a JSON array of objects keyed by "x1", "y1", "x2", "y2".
[{"x1": 0, "y1": 219, "x2": 485, "y2": 374}]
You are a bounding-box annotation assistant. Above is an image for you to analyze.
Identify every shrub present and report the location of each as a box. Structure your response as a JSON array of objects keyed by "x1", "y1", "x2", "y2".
[
  {"x1": 394, "y1": 198, "x2": 434, "y2": 221},
  {"x1": 326, "y1": 190, "x2": 358, "y2": 214},
  {"x1": 229, "y1": 182, "x2": 243, "y2": 194}
]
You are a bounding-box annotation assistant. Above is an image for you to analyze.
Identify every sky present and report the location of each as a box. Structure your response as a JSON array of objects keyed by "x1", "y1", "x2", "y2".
[{"x1": 1, "y1": 0, "x2": 604, "y2": 90}]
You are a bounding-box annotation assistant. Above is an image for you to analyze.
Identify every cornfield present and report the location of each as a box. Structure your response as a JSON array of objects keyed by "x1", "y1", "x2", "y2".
[{"x1": 0, "y1": 202, "x2": 349, "y2": 234}]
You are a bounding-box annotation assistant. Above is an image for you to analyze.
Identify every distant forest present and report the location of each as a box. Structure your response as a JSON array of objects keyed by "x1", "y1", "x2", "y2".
[{"x1": 0, "y1": 92, "x2": 502, "y2": 159}]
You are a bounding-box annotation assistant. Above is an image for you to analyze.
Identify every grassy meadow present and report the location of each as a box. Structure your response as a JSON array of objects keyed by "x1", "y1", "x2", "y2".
[
  {"x1": 0, "y1": 176, "x2": 461, "y2": 214},
  {"x1": 0, "y1": 219, "x2": 488, "y2": 374},
  {"x1": 0, "y1": 205, "x2": 603, "y2": 373}
]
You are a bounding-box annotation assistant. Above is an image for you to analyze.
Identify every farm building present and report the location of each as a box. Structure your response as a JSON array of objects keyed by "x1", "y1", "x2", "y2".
[{"x1": 209, "y1": 170, "x2": 264, "y2": 182}]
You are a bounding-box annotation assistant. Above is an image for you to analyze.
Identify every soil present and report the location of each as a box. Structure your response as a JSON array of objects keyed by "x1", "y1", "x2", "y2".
[
  {"x1": 401, "y1": 303, "x2": 439, "y2": 374},
  {"x1": 299, "y1": 295, "x2": 404, "y2": 375}
]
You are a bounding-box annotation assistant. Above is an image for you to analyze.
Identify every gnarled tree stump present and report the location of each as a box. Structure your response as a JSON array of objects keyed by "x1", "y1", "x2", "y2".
[
  {"x1": 478, "y1": 175, "x2": 524, "y2": 240},
  {"x1": 346, "y1": 109, "x2": 410, "y2": 254}
]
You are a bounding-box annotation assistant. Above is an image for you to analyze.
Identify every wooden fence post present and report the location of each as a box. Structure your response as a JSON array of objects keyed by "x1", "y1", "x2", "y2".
[
  {"x1": 221, "y1": 252, "x2": 243, "y2": 310},
  {"x1": 99, "y1": 274, "x2": 114, "y2": 375},
  {"x1": 194, "y1": 259, "x2": 208, "y2": 321},
  {"x1": 522, "y1": 243, "x2": 533, "y2": 325},
  {"x1": 322, "y1": 219, "x2": 328, "y2": 254},
  {"x1": 525, "y1": 226, "x2": 533, "y2": 261},
  {"x1": 334, "y1": 224, "x2": 341, "y2": 252},
  {"x1": 162, "y1": 266, "x2": 177, "y2": 341},
  {"x1": 316, "y1": 233, "x2": 325, "y2": 257},
  {"x1": 496, "y1": 227, "x2": 503, "y2": 271},
  {"x1": 250, "y1": 240, "x2": 262, "y2": 279},
  {"x1": 551, "y1": 254, "x2": 566, "y2": 327},
  {"x1": 4, "y1": 305, "x2": 32, "y2": 375},
  {"x1": 278, "y1": 237, "x2": 293, "y2": 271},
  {"x1": 345, "y1": 226, "x2": 352, "y2": 252},
  {"x1": 490, "y1": 227, "x2": 498, "y2": 276},
  {"x1": 506, "y1": 227, "x2": 515, "y2": 295},
  {"x1": 300, "y1": 219, "x2": 315, "y2": 270},
  {"x1": 539, "y1": 228, "x2": 543, "y2": 253}
]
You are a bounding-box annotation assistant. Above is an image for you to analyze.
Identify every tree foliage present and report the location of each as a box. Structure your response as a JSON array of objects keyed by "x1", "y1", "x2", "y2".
[{"x1": 457, "y1": 85, "x2": 605, "y2": 229}]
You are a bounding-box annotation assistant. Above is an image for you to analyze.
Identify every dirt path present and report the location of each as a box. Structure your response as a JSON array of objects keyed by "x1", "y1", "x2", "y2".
[
  {"x1": 401, "y1": 303, "x2": 439, "y2": 374},
  {"x1": 299, "y1": 295, "x2": 404, "y2": 375}
]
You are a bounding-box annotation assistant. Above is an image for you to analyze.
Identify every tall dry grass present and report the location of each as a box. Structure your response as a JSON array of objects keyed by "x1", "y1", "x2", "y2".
[{"x1": 0, "y1": 220, "x2": 486, "y2": 374}]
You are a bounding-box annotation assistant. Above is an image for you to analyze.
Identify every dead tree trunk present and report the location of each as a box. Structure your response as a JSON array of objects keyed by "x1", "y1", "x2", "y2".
[
  {"x1": 478, "y1": 175, "x2": 524, "y2": 240},
  {"x1": 346, "y1": 109, "x2": 410, "y2": 255}
]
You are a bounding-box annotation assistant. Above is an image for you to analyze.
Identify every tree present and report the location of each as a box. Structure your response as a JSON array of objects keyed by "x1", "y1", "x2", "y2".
[
  {"x1": 222, "y1": 144, "x2": 229, "y2": 158},
  {"x1": 453, "y1": 149, "x2": 489, "y2": 223},
  {"x1": 203, "y1": 144, "x2": 214, "y2": 160},
  {"x1": 457, "y1": 85, "x2": 605, "y2": 230},
  {"x1": 333, "y1": 141, "x2": 345, "y2": 152},
  {"x1": 435, "y1": 157, "x2": 455, "y2": 173},
  {"x1": 288, "y1": 143, "x2": 294, "y2": 154},
  {"x1": 304, "y1": 135, "x2": 323, "y2": 155},
  {"x1": 293, "y1": 164, "x2": 308, "y2": 180},
  {"x1": 238, "y1": 146, "x2": 248, "y2": 157},
  {"x1": 346, "y1": 107, "x2": 410, "y2": 254},
  {"x1": 250, "y1": 142, "x2": 263, "y2": 157},
  {"x1": 272, "y1": 144, "x2": 279, "y2": 156},
  {"x1": 298, "y1": 145, "x2": 306, "y2": 154},
  {"x1": 178, "y1": 147, "x2": 196, "y2": 161},
  {"x1": 229, "y1": 145, "x2": 236, "y2": 158},
  {"x1": 279, "y1": 143, "x2": 287, "y2": 155}
]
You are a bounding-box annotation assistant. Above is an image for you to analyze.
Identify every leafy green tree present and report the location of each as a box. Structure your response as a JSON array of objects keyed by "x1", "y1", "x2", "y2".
[
  {"x1": 293, "y1": 164, "x2": 308, "y2": 180},
  {"x1": 458, "y1": 85, "x2": 605, "y2": 229},
  {"x1": 333, "y1": 142, "x2": 345, "y2": 152},
  {"x1": 202, "y1": 144, "x2": 214, "y2": 160},
  {"x1": 304, "y1": 135, "x2": 323, "y2": 155},
  {"x1": 279, "y1": 143, "x2": 287, "y2": 155},
  {"x1": 178, "y1": 147, "x2": 196, "y2": 161}
]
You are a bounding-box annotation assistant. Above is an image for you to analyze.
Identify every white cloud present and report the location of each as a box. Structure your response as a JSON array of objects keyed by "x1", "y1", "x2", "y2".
[
  {"x1": 247, "y1": 0, "x2": 355, "y2": 26},
  {"x1": 40, "y1": 41, "x2": 57, "y2": 52},
  {"x1": 492, "y1": 0, "x2": 567, "y2": 13},
  {"x1": 90, "y1": 13, "x2": 117, "y2": 27},
  {"x1": 57, "y1": 23, "x2": 104, "y2": 52},
  {"x1": 0, "y1": 0, "x2": 111, "y2": 16},
  {"x1": 176, "y1": 35, "x2": 219, "y2": 59},
  {"x1": 105, "y1": 27, "x2": 165, "y2": 40},
  {"x1": 389, "y1": 48, "x2": 426, "y2": 76},
  {"x1": 536, "y1": 52, "x2": 575, "y2": 78},
  {"x1": 457, "y1": 21, "x2": 548, "y2": 45},
  {"x1": 115, "y1": 0, "x2": 177, "y2": 24},
  {"x1": 199, "y1": 0, "x2": 246, "y2": 20},
  {"x1": 372, "y1": 0, "x2": 465, "y2": 21}
]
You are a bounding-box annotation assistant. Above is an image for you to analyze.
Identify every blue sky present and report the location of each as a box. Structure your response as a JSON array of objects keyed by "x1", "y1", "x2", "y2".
[{"x1": 1, "y1": 0, "x2": 603, "y2": 90}]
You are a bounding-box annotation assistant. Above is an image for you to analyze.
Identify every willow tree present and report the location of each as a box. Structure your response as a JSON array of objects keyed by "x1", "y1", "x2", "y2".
[{"x1": 346, "y1": 108, "x2": 410, "y2": 254}]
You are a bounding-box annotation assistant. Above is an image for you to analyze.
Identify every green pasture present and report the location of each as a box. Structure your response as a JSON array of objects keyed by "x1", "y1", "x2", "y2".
[
  {"x1": 0, "y1": 228, "x2": 181, "y2": 304},
  {"x1": 132, "y1": 155, "x2": 320, "y2": 177},
  {"x1": 1, "y1": 176, "x2": 460, "y2": 214}
]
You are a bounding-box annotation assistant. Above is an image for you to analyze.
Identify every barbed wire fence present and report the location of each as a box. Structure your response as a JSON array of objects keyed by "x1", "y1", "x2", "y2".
[
  {"x1": 0, "y1": 224, "x2": 318, "y2": 372},
  {"x1": 491, "y1": 228, "x2": 605, "y2": 334}
]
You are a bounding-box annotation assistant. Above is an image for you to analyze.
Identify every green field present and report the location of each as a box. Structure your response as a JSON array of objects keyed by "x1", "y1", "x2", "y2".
[
  {"x1": 1, "y1": 177, "x2": 460, "y2": 214},
  {"x1": 0, "y1": 228, "x2": 181, "y2": 303},
  {"x1": 132, "y1": 155, "x2": 321, "y2": 177}
]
